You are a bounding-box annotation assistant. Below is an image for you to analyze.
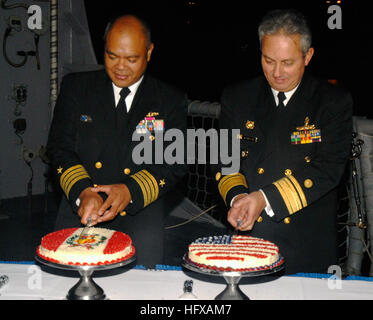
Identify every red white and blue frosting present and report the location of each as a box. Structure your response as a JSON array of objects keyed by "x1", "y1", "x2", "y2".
[{"x1": 188, "y1": 235, "x2": 283, "y2": 272}]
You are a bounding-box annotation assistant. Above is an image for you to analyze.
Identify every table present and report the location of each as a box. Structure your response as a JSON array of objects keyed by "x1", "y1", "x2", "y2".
[{"x1": 0, "y1": 262, "x2": 372, "y2": 300}]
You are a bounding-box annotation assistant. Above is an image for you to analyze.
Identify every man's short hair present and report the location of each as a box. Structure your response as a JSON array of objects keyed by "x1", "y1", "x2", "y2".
[
  {"x1": 103, "y1": 14, "x2": 152, "y2": 49},
  {"x1": 258, "y1": 9, "x2": 312, "y2": 56}
]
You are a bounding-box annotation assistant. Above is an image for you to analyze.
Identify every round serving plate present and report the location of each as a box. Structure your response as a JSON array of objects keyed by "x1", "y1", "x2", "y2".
[
  {"x1": 35, "y1": 254, "x2": 136, "y2": 300},
  {"x1": 182, "y1": 254, "x2": 285, "y2": 300}
]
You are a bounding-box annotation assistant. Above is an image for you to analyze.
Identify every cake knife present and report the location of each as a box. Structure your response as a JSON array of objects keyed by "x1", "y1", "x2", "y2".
[
  {"x1": 77, "y1": 216, "x2": 92, "y2": 244},
  {"x1": 233, "y1": 219, "x2": 242, "y2": 235}
]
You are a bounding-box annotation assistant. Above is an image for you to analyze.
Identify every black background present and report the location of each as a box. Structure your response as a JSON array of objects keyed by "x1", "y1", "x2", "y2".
[{"x1": 84, "y1": 0, "x2": 371, "y2": 117}]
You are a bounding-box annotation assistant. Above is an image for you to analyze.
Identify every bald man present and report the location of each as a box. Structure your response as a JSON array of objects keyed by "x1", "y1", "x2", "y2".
[{"x1": 47, "y1": 15, "x2": 188, "y2": 268}]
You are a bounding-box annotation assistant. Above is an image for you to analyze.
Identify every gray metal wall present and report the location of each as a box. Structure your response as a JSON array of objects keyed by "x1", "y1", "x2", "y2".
[{"x1": 0, "y1": 0, "x2": 99, "y2": 200}]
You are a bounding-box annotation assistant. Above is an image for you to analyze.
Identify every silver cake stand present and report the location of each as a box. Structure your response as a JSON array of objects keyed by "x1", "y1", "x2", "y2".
[
  {"x1": 182, "y1": 254, "x2": 284, "y2": 300},
  {"x1": 35, "y1": 254, "x2": 136, "y2": 300}
]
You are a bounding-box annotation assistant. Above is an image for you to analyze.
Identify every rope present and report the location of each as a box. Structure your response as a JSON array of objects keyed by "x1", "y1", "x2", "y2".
[{"x1": 49, "y1": 0, "x2": 58, "y2": 113}]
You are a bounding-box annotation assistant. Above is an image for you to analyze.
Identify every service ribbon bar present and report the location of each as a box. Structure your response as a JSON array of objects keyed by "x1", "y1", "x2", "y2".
[
  {"x1": 218, "y1": 173, "x2": 248, "y2": 204},
  {"x1": 130, "y1": 169, "x2": 159, "y2": 207},
  {"x1": 60, "y1": 164, "x2": 90, "y2": 199},
  {"x1": 273, "y1": 175, "x2": 307, "y2": 215}
]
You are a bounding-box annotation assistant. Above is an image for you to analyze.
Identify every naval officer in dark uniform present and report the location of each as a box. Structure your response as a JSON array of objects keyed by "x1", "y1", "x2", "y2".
[
  {"x1": 47, "y1": 15, "x2": 188, "y2": 268},
  {"x1": 214, "y1": 9, "x2": 353, "y2": 274}
]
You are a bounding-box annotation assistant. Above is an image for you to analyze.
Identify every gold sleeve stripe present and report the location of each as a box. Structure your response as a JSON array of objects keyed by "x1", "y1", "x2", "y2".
[
  {"x1": 60, "y1": 164, "x2": 90, "y2": 199},
  {"x1": 272, "y1": 175, "x2": 307, "y2": 215},
  {"x1": 281, "y1": 178, "x2": 303, "y2": 213},
  {"x1": 218, "y1": 173, "x2": 248, "y2": 204},
  {"x1": 273, "y1": 180, "x2": 294, "y2": 214},
  {"x1": 137, "y1": 171, "x2": 153, "y2": 204},
  {"x1": 142, "y1": 170, "x2": 159, "y2": 203},
  {"x1": 65, "y1": 173, "x2": 90, "y2": 199},
  {"x1": 130, "y1": 174, "x2": 149, "y2": 207},
  {"x1": 287, "y1": 175, "x2": 307, "y2": 207},
  {"x1": 130, "y1": 170, "x2": 159, "y2": 207}
]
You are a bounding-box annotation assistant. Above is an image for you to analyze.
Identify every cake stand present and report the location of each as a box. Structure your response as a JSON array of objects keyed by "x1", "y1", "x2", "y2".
[
  {"x1": 35, "y1": 254, "x2": 136, "y2": 300},
  {"x1": 182, "y1": 255, "x2": 284, "y2": 300}
]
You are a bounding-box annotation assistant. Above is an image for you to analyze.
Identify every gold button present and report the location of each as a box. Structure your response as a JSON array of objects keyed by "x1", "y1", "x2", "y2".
[
  {"x1": 305, "y1": 156, "x2": 311, "y2": 163},
  {"x1": 304, "y1": 179, "x2": 313, "y2": 188},
  {"x1": 149, "y1": 135, "x2": 155, "y2": 141},
  {"x1": 241, "y1": 151, "x2": 249, "y2": 158},
  {"x1": 284, "y1": 169, "x2": 292, "y2": 176},
  {"x1": 257, "y1": 216, "x2": 263, "y2": 223},
  {"x1": 246, "y1": 120, "x2": 255, "y2": 130},
  {"x1": 215, "y1": 172, "x2": 221, "y2": 181},
  {"x1": 124, "y1": 168, "x2": 131, "y2": 175},
  {"x1": 120, "y1": 211, "x2": 126, "y2": 217},
  {"x1": 284, "y1": 217, "x2": 291, "y2": 224},
  {"x1": 93, "y1": 184, "x2": 98, "y2": 188},
  {"x1": 95, "y1": 162, "x2": 102, "y2": 169},
  {"x1": 257, "y1": 168, "x2": 264, "y2": 175}
]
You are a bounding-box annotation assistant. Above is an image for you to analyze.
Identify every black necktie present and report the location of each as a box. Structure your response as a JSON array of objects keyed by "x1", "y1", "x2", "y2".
[
  {"x1": 116, "y1": 87, "x2": 131, "y2": 131},
  {"x1": 277, "y1": 91, "x2": 286, "y2": 108}
]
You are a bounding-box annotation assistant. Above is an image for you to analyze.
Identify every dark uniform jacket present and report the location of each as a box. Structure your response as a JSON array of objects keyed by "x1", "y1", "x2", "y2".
[
  {"x1": 214, "y1": 73, "x2": 353, "y2": 274},
  {"x1": 47, "y1": 69, "x2": 188, "y2": 268}
]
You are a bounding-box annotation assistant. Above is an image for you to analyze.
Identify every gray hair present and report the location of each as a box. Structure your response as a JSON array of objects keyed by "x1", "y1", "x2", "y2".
[{"x1": 258, "y1": 9, "x2": 312, "y2": 56}]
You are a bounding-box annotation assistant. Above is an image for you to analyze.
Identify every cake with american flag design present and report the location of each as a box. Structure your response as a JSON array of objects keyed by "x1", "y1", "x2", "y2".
[{"x1": 187, "y1": 235, "x2": 283, "y2": 272}]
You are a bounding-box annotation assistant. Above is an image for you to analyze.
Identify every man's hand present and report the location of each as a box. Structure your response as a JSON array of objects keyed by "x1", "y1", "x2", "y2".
[
  {"x1": 77, "y1": 187, "x2": 104, "y2": 226},
  {"x1": 227, "y1": 191, "x2": 266, "y2": 231},
  {"x1": 91, "y1": 184, "x2": 132, "y2": 223}
]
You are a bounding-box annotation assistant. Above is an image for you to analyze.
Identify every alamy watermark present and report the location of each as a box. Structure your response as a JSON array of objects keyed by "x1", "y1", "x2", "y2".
[
  {"x1": 27, "y1": 265, "x2": 42, "y2": 290},
  {"x1": 327, "y1": 265, "x2": 342, "y2": 290},
  {"x1": 27, "y1": 5, "x2": 43, "y2": 30},
  {"x1": 327, "y1": 5, "x2": 342, "y2": 30},
  {"x1": 132, "y1": 128, "x2": 242, "y2": 175}
]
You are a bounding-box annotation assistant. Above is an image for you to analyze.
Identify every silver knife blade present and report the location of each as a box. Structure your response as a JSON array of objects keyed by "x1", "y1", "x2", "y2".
[{"x1": 77, "y1": 216, "x2": 92, "y2": 244}]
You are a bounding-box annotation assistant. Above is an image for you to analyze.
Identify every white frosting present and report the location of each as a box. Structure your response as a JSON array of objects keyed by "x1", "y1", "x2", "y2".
[
  {"x1": 38, "y1": 227, "x2": 133, "y2": 265},
  {"x1": 188, "y1": 235, "x2": 279, "y2": 270}
]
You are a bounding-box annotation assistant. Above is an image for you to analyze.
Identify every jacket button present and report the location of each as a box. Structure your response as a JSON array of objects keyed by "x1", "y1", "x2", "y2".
[
  {"x1": 305, "y1": 156, "x2": 311, "y2": 163},
  {"x1": 284, "y1": 169, "x2": 292, "y2": 176},
  {"x1": 257, "y1": 168, "x2": 264, "y2": 174},
  {"x1": 304, "y1": 179, "x2": 313, "y2": 188},
  {"x1": 215, "y1": 172, "x2": 221, "y2": 181},
  {"x1": 120, "y1": 211, "x2": 126, "y2": 216},
  {"x1": 257, "y1": 216, "x2": 263, "y2": 222},
  {"x1": 124, "y1": 168, "x2": 131, "y2": 175},
  {"x1": 95, "y1": 162, "x2": 102, "y2": 169},
  {"x1": 284, "y1": 217, "x2": 291, "y2": 224}
]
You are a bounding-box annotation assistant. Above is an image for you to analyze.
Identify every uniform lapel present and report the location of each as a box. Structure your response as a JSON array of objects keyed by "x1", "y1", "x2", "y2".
[
  {"x1": 121, "y1": 74, "x2": 158, "y2": 139},
  {"x1": 88, "y1": 72, "x2": 117, "y2": 161}
]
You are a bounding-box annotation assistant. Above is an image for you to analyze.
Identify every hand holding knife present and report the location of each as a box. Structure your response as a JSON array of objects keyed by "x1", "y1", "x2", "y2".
[
  {"x1": 234, "y1": 219, "x2": 242, "y2": 235},
  {"x1": 77, "y1": 216, "x2": 92, "y2": 244}
]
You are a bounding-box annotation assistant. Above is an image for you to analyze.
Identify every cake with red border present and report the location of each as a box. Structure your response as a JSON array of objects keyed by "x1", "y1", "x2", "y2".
[
  {"x1": 36, "y1": 227, "x2": 135, "y2": 266},
  {"x1": 187, "y1": 235, "x2": 283, "y2": 272}
]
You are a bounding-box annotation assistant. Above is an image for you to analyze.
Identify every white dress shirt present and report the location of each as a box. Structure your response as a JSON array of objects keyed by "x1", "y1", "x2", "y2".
[{"x1": 112, "y1": 75, "x2": 144, "y2": 110}]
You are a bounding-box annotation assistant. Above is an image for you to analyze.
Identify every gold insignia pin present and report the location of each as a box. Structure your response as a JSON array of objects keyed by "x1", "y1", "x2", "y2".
[
  {"x1": 296, "y1": 117, "x2": 316, "y2": 131},
  {"x1": 57, "y1": 166, "x2": 63, "y2": 174},
  {"x1": 246, "y1": 120, "x2": 255, "y2": 130},
  {"x1": 146, "y1": 112, "x2": 159, "y2": 117},
  {"x1": 159, "y1": 179, "x2": 166, "y2": 187}
]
